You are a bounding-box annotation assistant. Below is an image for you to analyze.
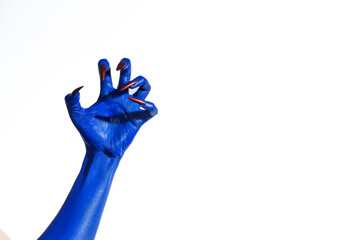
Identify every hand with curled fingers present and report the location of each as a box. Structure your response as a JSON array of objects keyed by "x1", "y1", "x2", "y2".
[
  {"x1": 65, "y1": 58, "x2": 157, "y2": 158},
  {"x1": 38, "y1": 58, "x2": 157, "y2": 240}
]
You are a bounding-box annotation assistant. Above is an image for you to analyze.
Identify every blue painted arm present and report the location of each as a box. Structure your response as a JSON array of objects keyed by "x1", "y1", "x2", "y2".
[{"x1": 38, "y1": 58, "x2": 157, "y2": 240}]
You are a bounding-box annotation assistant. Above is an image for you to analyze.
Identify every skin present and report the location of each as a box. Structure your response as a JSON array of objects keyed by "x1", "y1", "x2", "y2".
[
  {"x1": 0, "y1": 229, "x2": 10, "y2": 240},
  {"x1": 38, "y1": 58, "x2": 157, "y2": 240}
]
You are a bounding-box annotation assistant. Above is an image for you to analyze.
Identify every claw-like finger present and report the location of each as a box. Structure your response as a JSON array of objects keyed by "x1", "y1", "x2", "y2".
[
  {"x1": 71, "y1": 86, "x2": 84, "y2": 96},
  {"x1": 130, "y1": 76, "x2": 151, "y2": 100},
  {"x1": 97, "y1": 59, "x2": 114, "y2": 98},
  {"x1": 128, "y1": 96, "x2": 146, "y2": 105},
  {"x1": 128, "y1": 98, "x2": 158, "y2": 126},
  {"x1": 99, "y1": 64, "x2": 106, "y2": 81},
  {"x1": 65, "y1": 88, "x2": 84, "y2": 118},
  {"x1": 119, "y1": 80, "x2": 136, "y2": 91},
  {"x1": 141, "y1": 101, "x2": 158, "y2": 117},
  {"x1": 129, "y1": 98, "x2": 158, "y2": 118},
  {"x1": 117, "y1": 58, "x2": 131, "y2": 89}
]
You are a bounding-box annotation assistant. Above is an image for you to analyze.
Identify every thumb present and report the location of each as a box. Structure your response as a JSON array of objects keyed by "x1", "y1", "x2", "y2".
[{"x1": 65, "y1": 86, "x2": 84, "y2": 116}]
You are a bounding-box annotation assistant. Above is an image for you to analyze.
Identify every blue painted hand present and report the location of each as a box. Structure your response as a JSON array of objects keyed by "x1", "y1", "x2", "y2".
[
  {"x1": 65, "y1": 58, "x2": 158, "y2": 158},
  {"x1": 39, "y1": 58, "x2": 157, "y2": 240}
]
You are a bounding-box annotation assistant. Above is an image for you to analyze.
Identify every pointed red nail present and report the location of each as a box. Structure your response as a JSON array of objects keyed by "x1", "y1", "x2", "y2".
[
  {"x1": 71, "y1": 86, "x2": 84, "y2": 96},
  {"x1": 100, "y1": 64, "x2": 106, "y2": 81},
  {"x1": 116, "y1": 61, "x2": 126, "y2": 71},
  {"x1": 119, "y1": 80, "x2": 136, "y2": 91},
  {"x1": 128, "y1": 97, "x2": 145, "y2": 105}
]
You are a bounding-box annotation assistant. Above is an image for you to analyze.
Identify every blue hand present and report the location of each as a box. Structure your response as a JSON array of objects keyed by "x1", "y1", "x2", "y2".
[
  {"x1": 65, "y1": 58, "x2": 157, "y2": 158},
  {"x1": 38, "y1": 58, "x2": 157, "y2": 240}
]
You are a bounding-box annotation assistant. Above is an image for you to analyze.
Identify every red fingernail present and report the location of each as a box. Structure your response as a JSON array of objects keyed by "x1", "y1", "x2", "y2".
[
  {"x1": 116, "y1": 61, "x2": 126, "y2": 71},
  {"x1": 100, "y1": 64, "x2": 106, "y2": 81},
  {"x1": 128, "y1": 97, "x2": 145, "y2": 105},
  {"x1": 119, "y1": 80, "x2": 136, "y2": 91},
  {"x1": 71, "y1": 86, "x2": 84, "y2": 96}
]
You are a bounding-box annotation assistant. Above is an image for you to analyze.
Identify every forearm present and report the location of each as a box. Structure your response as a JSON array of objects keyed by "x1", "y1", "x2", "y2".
[{"x1": 38, "y1": 151, "x2": 120, "y2": 240}]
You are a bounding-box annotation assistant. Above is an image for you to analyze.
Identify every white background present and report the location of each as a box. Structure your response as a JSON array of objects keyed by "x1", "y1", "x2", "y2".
[{"x1": 0, "y1": 0, "x2": 359, "y2": 239}]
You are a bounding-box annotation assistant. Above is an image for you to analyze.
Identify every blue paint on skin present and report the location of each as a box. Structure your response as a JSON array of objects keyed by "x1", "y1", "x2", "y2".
[{"x1": 38, "y1": 58, "x2": 157, "y2": 240}]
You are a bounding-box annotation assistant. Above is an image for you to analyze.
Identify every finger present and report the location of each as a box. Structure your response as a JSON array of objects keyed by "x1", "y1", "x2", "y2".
[
  {"x1": 140, "y1": 101, "x2": 158, "y2": 117},
  {"x1": 131, "y1": 76, "x2": 151, "y2": 100},
  {"x1": 119, "y1": 76, "x2": 151, "y2": 100},
  {"x1": 65, "y1": 86, "x2": 84, "y2": 117},
  {"x1": 116, "y1": 58, "x2": 131, "y2": 89},
  {"x1": 128, "y1": 97, "x2": 158, "y2": 125},
  {"x1": 98, "y1": 59, "x2": 113, "y2": 98}
]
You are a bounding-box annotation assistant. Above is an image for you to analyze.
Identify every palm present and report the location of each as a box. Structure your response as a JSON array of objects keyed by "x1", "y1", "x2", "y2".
[
  {"x1": 75, "y1": 91, "x2": 141, "y2": 157},
  {"x1": 65, "y1": 58, "x2": 157, "y2": 158}
]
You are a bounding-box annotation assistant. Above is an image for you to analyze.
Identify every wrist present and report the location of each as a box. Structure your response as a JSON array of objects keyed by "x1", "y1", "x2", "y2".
[{"x1": 82, "y1": 149, "x2": 121, "y2": 174}]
